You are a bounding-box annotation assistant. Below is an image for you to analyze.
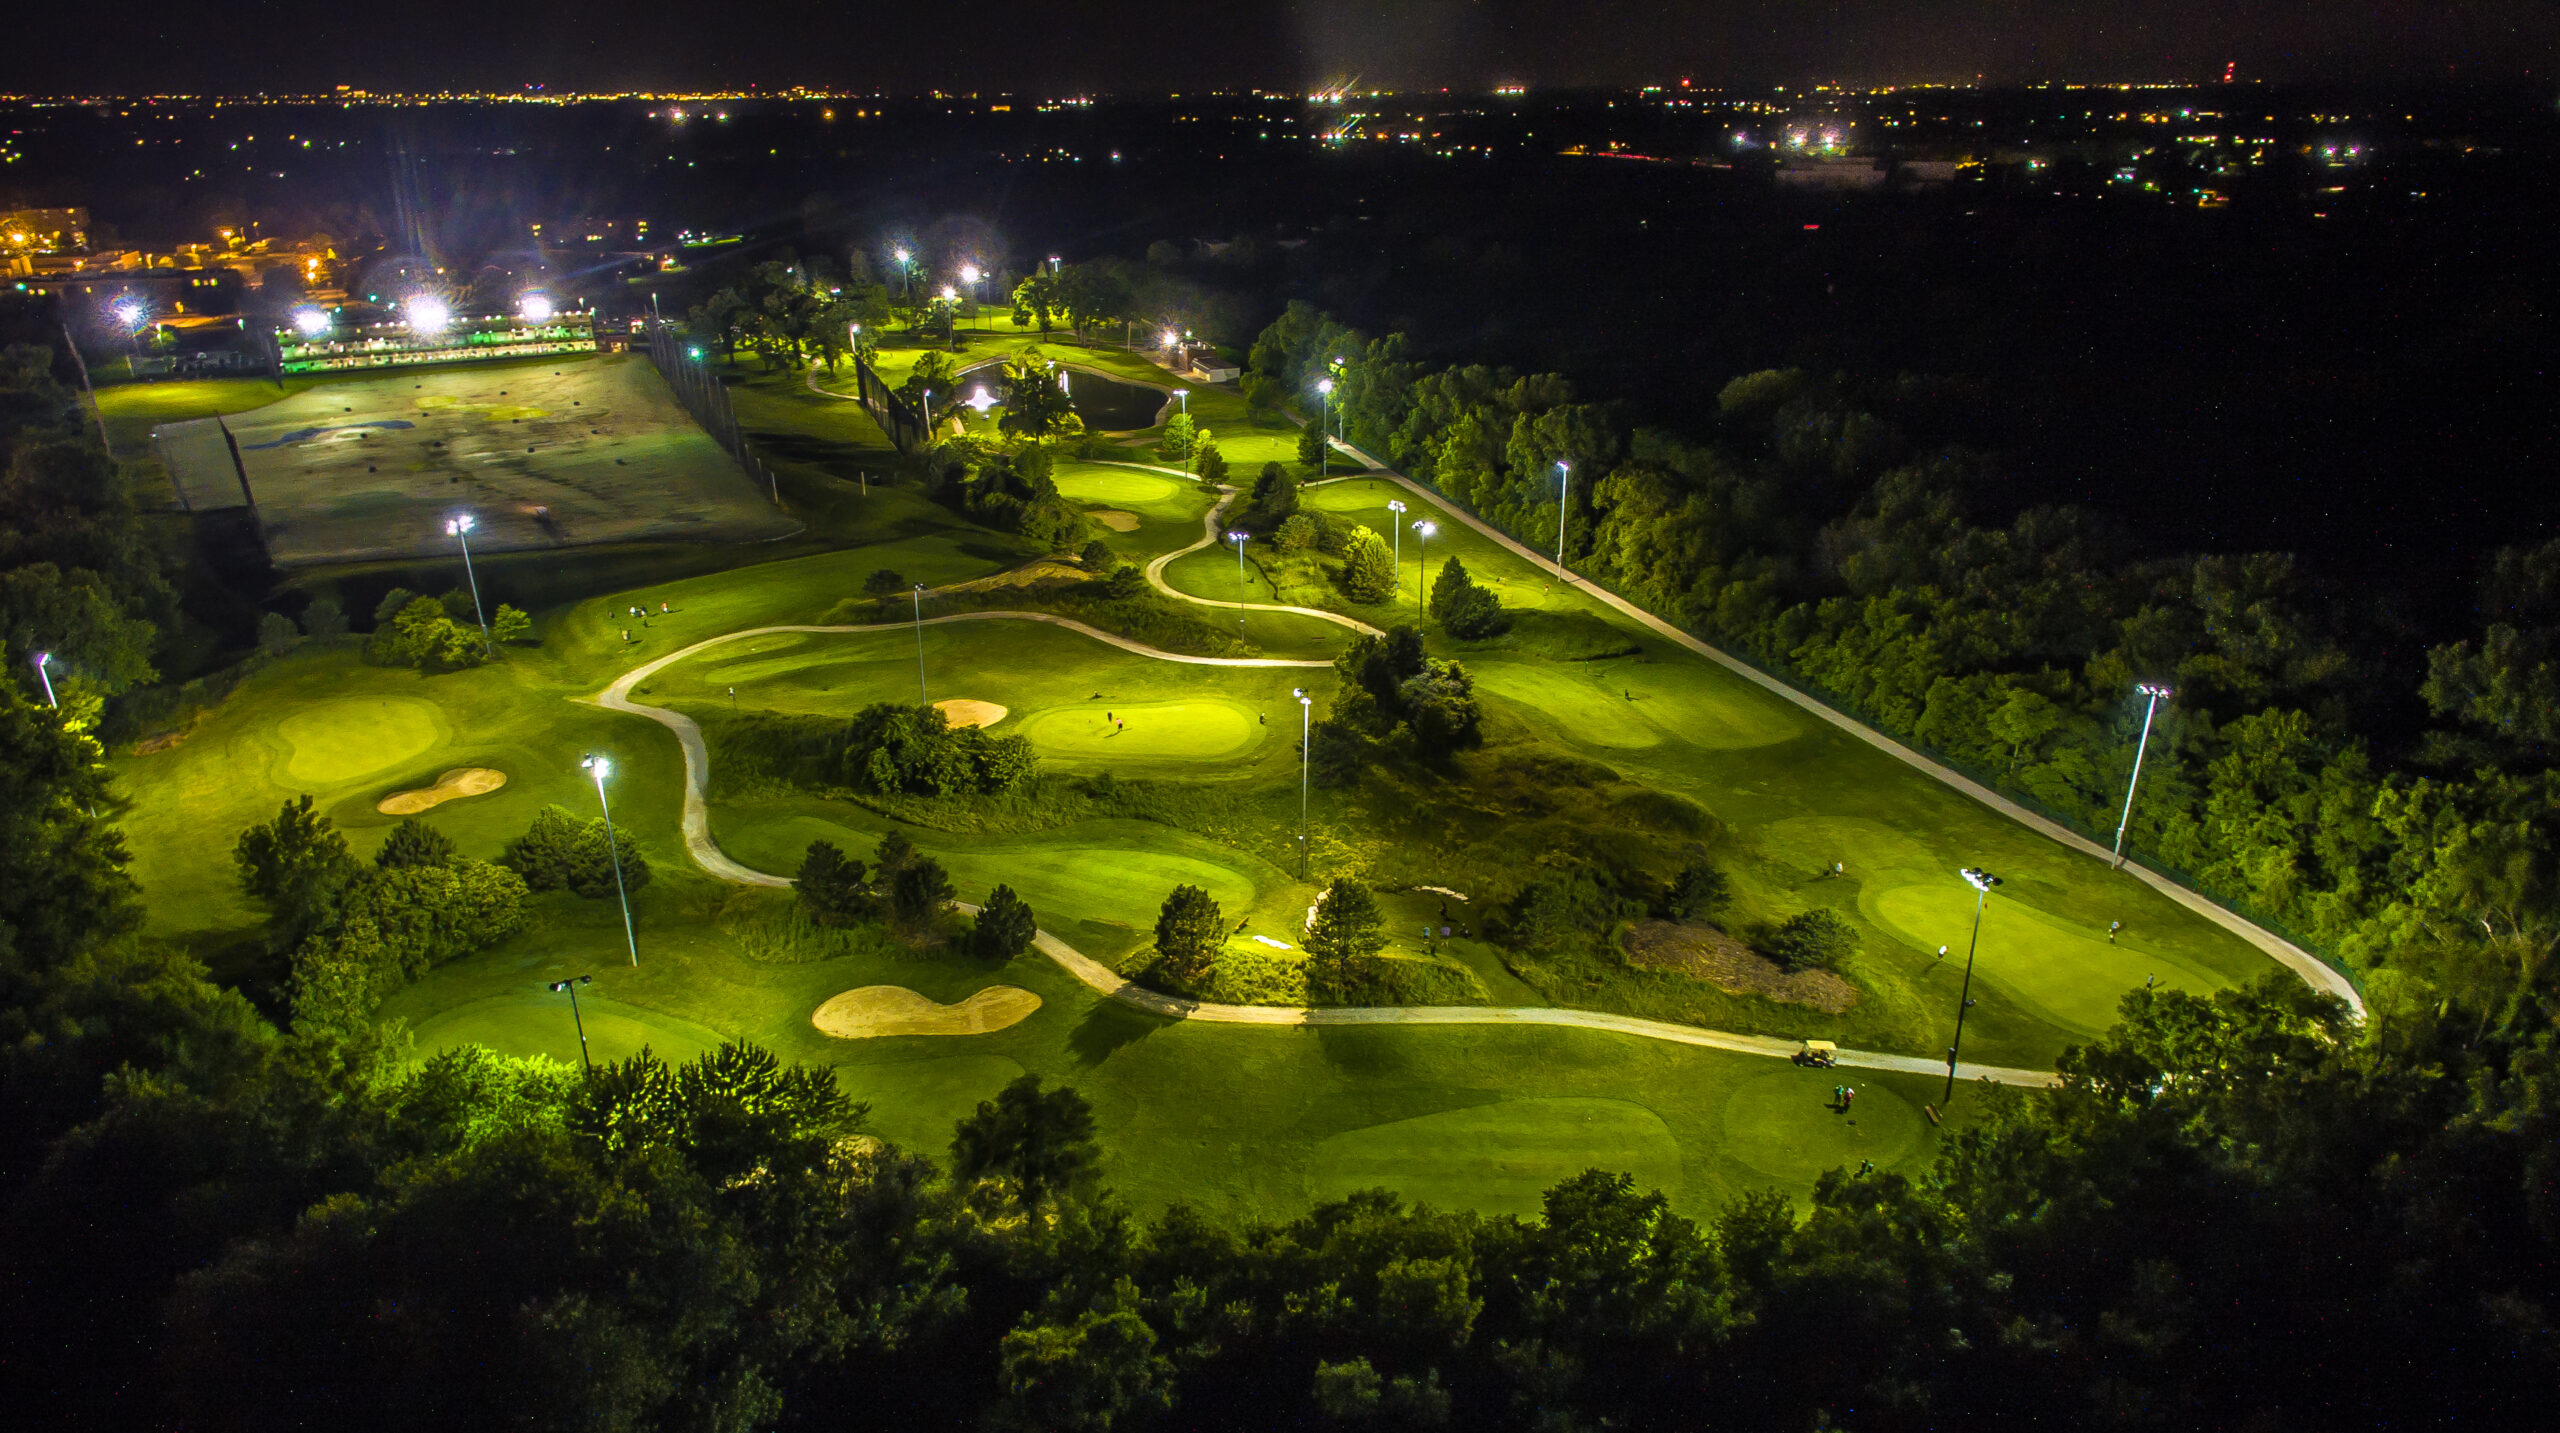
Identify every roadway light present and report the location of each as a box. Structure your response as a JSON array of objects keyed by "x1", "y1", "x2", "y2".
[
  {"x1": 292, "y1": 306, "x2": 330, "y2": 336},
  {"x1": 519, "y1": 294, "x2": 554, "y2": 323},
  {"x1": 1385, "y1": 499, "x2": 1407, "y2": 594},
  {"x1": 2111, "y1": 684, "x2": 2176, "y2": 868},
  {"x1": 1945, "y1": 867, "x2": 2002, "y2": 1104},
  {"x1": 1227, "y1": 529, "x2": 1250, "y2": 583},
  {"x1": 444, "y1": 513, "x2": 491, "y2": 649},
  {"x1": 1413, "y1": 520, "x2": 1436, "y2": 606},
  {"x1": 580, "y1": 756, "x2": 640, "y2": 967},
  {"x1": 546, "y1": 974, "x2": 595, "y2": 1072},
  {"x1": 1292, "y1": 688, "x2": 1314, "y2": 879},
  {"x1": 33, "y1": 650, "x2": 57, "y2": 708},
  {"x1": 911, "y1": 584, "x2": 929, "y2": 702}
]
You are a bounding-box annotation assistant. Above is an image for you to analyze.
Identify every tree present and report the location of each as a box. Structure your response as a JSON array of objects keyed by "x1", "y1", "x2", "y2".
[
  {"x1": 1305, "y1": 878, "x2": 1388, "y2": 987},
  {"x1": 1276, "y1": 514, "x2": 1318, "y2": 554},
  {"x1": 1104, "y1": 563, "x2": 1147, "y2": 600},
  {"x1": 490, "y1": 604, "x2": 533, "y2": 645},
  {"x1": 864, "y1": 568, "x2": 907, "y2": 598},
  {"x1": 1400, "y1": 662, "x2": 1484, "y2": 755},
  {"x1": 501, "y1": 806, "x2": 649, "y2": 898},
  {"x1": 1298, "y1": 418, "x2": 1328, "y2": 468},
  {"x1": 991, "y1": 1307, "x2": 1175, "y2": 1433},
  {"x1": 890, "y1": 855, "x2": 955, "y2": 929},
  {"x1": 255, "y1": 611, "x2": 301, "y2": 656},
  {"x1": 1152, "y1": 883, "x2": 1225, "y2": 985},
  {"x1": 973, "y1": 884, "x2": 1037, "y2": 960},
  {"x1": 1249, "y1": 462, "x2": 1300, "y2": 529},
  {"x1": 1767, "y1": 909, "x2": 1858, "y2": 972},
  {"x1": 795, "y1": 840, "x2": 869, "y2": 925},
  {"x1": 376, "y1": 817, "x2": 457, "y2": 870},
  {"x1": 299, "y1": 596, "x2": 347, "y2": 639},
  {"x1": 1987, "y1": 687, "x2": 2063, "y2": 772},
  {"x1": 950, "y1": 1074, "x2": 1099, "y2": 1208},
  {"x1": 874, "y1": 828, "x2": 915, "y2": 877},
  {"x1": 1079, "y1": 539, "x2": 1114, "y2": 571},
  {"x1": 1665, "y1": 862, "x2": 1731, "y2": 921},
  {"x1": 1429, "y1": 557, "x2": 1510, "y2": 639},
  {"x1": 1155, "y1": 412, "x2": 1199, "y2": 464},
  {"x1": 1341, "y1": 527, "x2": 1397, "y2": 604},
  {"x1": 998, "y1": 350, "x2": 1076, "y2": 438},
  {"x1": 1195, "y1": 442, "x2": 1228, "y2": 484},
  {"x1": 901, "y1": 350, "x2": 957, "y2": 406},
  {"x1": 235, "y1": 793, "x2": 359, "y2": 949}
]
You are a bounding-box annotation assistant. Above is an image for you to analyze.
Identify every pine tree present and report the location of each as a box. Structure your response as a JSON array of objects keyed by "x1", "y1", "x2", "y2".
[
  {"x1": 376, "y1": 817, "x2": 457, "y2": 870},
  {"x1": 1152, "y1": 884, "x2": 1225, "y2": 984},
  {"x1": 1304, "y1": 878, "x2": 1387, "y2": 988},
  {"x1": 973, "y1": 884, "x2": 1037, "y2": 960}
]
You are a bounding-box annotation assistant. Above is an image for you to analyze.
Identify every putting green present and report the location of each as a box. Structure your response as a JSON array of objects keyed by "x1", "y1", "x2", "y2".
[
  {"x1": 410, "y1": 992, "x2": 724, "y2": 1067},
  {"x1": 1309, "y1": 1096, "x2": 1683, "y2": 1216},
  {"x1": 1013, "y1": 700, "x2": 1263, "y2": 762},
  {"x1": 1719, "y1": 1069, "x2": 1923, "y2": 1182},
  {"x1": 276, "y1": 697, "x2": 446, "y2": 784},
  {"x1": 1052, "y1": 466, "x2": 1187, "y2": 505},
  {"x1": 1870, "y1": 884, "x2": 2223, "y2": 1034}
]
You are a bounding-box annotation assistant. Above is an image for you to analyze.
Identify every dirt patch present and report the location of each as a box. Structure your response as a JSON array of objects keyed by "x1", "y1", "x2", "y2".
[
  {"x1": 934, "y1": 699, "x2": 1008, "y2": 728},
  {"x1": 1623, "y1": 919, "x2": 1860, "y2": 1013},
  {"x1": 1088, "y1": 508, "x2": 1141, "y2": 531},
  {"x1": 376, "y1": 767, "x2": 508, "y2": 815},
  {"x1": 942, "y1": 559, "x2": 1087, "y2": 595},
  {"x1": 133, "y1": 724, "x2": 197, "y2": 756},
  {"x1": 812, "y1": 984, "x2": 1041, "y2": 1039}
]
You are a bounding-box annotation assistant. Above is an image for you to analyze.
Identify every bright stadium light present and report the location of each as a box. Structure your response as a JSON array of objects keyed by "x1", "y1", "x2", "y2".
[
  {"x1": 405, "y1": 294, "x2": 451, "y2": 334},
  {"x1": 519, "y1": 294, "x2": 554, "y2": 323},
  {"x1": 292, "y1": 307, "x2": 331, "y2": 336}
]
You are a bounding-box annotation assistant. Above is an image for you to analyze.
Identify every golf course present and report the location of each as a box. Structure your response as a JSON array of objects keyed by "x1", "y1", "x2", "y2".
[{"x1": 107, "y1": 334, "x2": 2333, "y2": 1224}]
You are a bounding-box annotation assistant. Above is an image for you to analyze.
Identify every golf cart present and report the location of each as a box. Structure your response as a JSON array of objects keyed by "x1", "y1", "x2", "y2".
[{"x1": 1794, "y1": 1039, "x2": 1839, "y2": 1069}]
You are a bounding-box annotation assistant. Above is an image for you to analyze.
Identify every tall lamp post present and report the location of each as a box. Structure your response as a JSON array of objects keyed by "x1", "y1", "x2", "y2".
[
  {"x1": 446, "y1": 513, "x2": 490, "y2": 649},
  {"x1": 1413, "y1": 521, "x2": 1436, "y2": 607},
  {"x1": 2111, "y1": 683, "x2": 2175, "y2": 869},
  {"x1": 1227, "y1": 530, "x2": 1250, "y2": 585},
  {"x1": 1554, "y1": 460, "x2": 1573, "y2": 578},
  {"x1": 1292, "y1": 687, "x2": 1313, "y2": 879},
  {"x1": 911, "y1": 584, "x2": 930, "y2": 702},
  {"x1": 547, "y1": 974, "x2": 595, "y2": 1072},
  {"x1": 33, "y1": 650, "x2": 58, "y2": 708},
  {"x1": 893, "y1": 247, "x2": 914, "y2": 305},
  {"x1": 1385, "y1": 499, "x2": 1406, "y2": 596},
  {"x1": 1944, "y1": 867, "x2": 2001, "y2": 1105},
  {"x1": 1313, "y1": 379, "x2": 1333, "y2": 477},
  {"x1": 581, "y1": 756, "x2": 640, "y2": 968}
]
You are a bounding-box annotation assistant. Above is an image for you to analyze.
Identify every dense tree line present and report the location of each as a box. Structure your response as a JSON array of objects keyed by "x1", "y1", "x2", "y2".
[{"x1": 1252, "y1": 302, "x2": 2560, "y2": 1030}]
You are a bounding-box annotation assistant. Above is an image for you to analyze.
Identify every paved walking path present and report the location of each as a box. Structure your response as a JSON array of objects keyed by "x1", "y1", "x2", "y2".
[
  {"x1": 1309, "y1": 435, "x2": 2363, "y2": 1016},
  {"x1": 593, "y1": 617, "x2": 2056, "y2": 1088},
  {"x1": 1133, "y1": 478, "x2": 1384, "y2": 638}
]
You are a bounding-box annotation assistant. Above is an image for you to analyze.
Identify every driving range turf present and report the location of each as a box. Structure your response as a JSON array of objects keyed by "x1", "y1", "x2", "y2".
[{"x1": 110, "y1": 345, "x2": 2295, "y2": 1223}]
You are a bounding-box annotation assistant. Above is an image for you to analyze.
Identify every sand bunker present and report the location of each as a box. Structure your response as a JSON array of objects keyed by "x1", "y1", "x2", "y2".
[
  {"x1": 934, "y1": 699, "x2": 1009, "y2": 728},
  {"x1": 376, "y1": 767, "x2": 508, "y2": 815},
  {"x1": 812, "y1": 985, "x2": 1041, "y2": 1039},
  {"x1": 1089, "y1": 509, "x2": 1141, "y2": 531}
]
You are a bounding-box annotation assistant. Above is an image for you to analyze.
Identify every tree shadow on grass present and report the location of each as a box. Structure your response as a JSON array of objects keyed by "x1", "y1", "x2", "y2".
[{"x1": 1066, "y1": 995, "x2": 1179, "y2": 1067}]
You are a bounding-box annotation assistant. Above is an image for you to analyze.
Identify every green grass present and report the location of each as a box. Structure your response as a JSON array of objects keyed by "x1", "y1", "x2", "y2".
[{"x1": 107, "y1": 347, "x2": 2297, "y2": 1224}]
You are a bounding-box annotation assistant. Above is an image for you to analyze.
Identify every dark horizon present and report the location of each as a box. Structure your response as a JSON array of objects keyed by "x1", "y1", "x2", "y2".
[{"x1": 7, "y1": 1, "x2": 2556, "y2": 98}]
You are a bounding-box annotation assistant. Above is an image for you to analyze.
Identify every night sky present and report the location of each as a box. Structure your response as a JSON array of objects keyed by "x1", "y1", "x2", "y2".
[{"x1": 7, "y1": 1, "x2": 2556, "y2": 94}]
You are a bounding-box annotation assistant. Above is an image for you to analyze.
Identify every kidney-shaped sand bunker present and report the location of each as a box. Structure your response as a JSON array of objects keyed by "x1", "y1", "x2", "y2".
[{"x1": 813, "y1": 985, "x2": 1041, "y2": 1039}]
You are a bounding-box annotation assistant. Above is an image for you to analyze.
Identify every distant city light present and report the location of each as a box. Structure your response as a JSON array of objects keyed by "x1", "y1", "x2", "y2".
[{"x1": 405, "y1": 294, "x2": 451, "y2": 333}]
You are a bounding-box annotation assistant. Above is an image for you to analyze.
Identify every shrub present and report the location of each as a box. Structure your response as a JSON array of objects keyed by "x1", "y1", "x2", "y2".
[
  {"x1": 839, "y1": 702, "x2": 1038, "y2": 796},
  {"x1": 1767, "y1": 908, "x2": 1859, "y2": 972},
  {"x1": 502, "y1": 805, "x2": 650, "y2": 898},
  {"x1": 1079, "y1": 539, "x2": 1114, "y2": 570},
  {"x1": 1103, "y1": 564, "x2": 1147, "y2": 600},
  {"x1": 491, "y1": 604, "x2": 534, "y2": 644},
  {"x1": 376, "y1": 817, "x2": 458, "y2": 870},
  {"x1": 1276, "y1": 513, "x2": 1318, "y2": 553},
  {"x1": 256, "y1": 611, "x2": 302, "y2": 656},
  {"x1": 299, "y1": 596, "x2": 348, "y2": 639},
  {"x1": 1340, "y1": 527, "x2": 1396, "y2": 603},
  {"x1": 863, "y1": 568, "x2": 907, "y2": 598},
  {"x1": 1664, "y1": 862, "x2": 1732, "y2": 921},
  {"x1": 973, "y1": 884, "x2": 1037, "y2": 960}
]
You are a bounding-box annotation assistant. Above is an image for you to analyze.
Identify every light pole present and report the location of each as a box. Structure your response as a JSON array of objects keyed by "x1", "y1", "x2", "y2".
[
  {"x1": 1385, "y1": 499, "x2": 1406, "y2": 596},
  {"x1": 1314, "y1": 379, "x2": 1333, "y2": 477},
  {"x1": 959, "y1": 263, "x2": 981, "y2": 330},
  {"x1": 1174, "y1": 389, "x2": 1188, "y2": 417},
  {"x1": 912, "y1": 584, "x2": 929, "y2": 703},
  {"x1": 1413, "y1": 521, "x2": 1435, "y2": 607},
  {"x1": 1554, "y1": 460, "x2": 1572, "y2": 578},
  {"x1": 581, "y1": 756, "x2": 640, "y2": 968},
  {"x1": 1944, "y1": 867, "x2": 2001, "y2": 1105},
  {"x1": 34, "y1": 650, "x2": 57, "y2": 708},
  {"x1": 1293, "y1": 688, "x2": 1313, "y2": 879},
  {"x1": 894, "y1": 247, "x2": 913, "y2": 305},
  {"x1": 445, "y1": 513, "x2": 490, "y2": 649},
  {"x1": 2111, "y1": 683, "x2": 2175, "y2": 869},
  {"x1": 547, "y1": 974, "x2": 595, "y2": 1073},
  {"x1": 1227, "y1": 529, "x2": 1250, "y2": 585}
]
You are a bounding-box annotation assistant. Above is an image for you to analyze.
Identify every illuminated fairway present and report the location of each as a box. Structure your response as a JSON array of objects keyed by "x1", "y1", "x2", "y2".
[
  {"x1": 1868, "y1": 882, "x2": 2226, "y2": 1035},
  {"x1": 1309, "y1": 1096, "x2": 1684, "y2": 1216}
]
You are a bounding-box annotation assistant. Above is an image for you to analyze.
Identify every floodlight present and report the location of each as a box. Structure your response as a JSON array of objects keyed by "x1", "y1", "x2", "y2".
[
  {"x1": 940, "y1": 285, "x2": 958, "y2": 301},
  {"x1": 894, "y1": 247, "x2": 911, "y2": 262},
  {"x1": 292, "y1": 307, "x2": 331, "y2": 335},
  {"x1": 1414, "y1": 520, "x2": 1436, "y2": 536},
  {"x1": 966, "y1": 386, "x2": 997, "y2": 412},
  {"x1": 1162, "y1": 329, "x2": 1179, "y2": 348},
  {"x1": 446, "y1": 513, "x2": 474, "y2": 536},
  {"x1": 114, "y1": 301, "x2": 146, "y2": 328},
  {"x1": 405, "y1": 294, "x2": 451, "y2": 333},
  {"x1": 1316, "y1": 378, "x2": 1334, "y2": 394},
  {"x1": 582, "y1": 754, "x2": 612, "y2": 780},
  {"x1": 2137, "y1": 682, "x2": 2175, "y2": 698},
  {"x1": 519, "y1": 294, "x2": 554, "y2": 322},
  {"x1": 959, "y1": 263, "x2": 981, "y2": 284},
  {"x1": 1962, "y1": 867, "x2": 2002, "y2": 893}
]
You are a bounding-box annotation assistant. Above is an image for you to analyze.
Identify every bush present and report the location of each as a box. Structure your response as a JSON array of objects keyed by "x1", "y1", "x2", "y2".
[
  {"x1": 491, "y1": 604, "x2": 534, "y2": 645},
  {"x1": 256, "y1": 611, "x2": 302, "y2": 656},
  {"x1": 795, "y1": 840, "x2": 870, "y2": 925},
  {"x1": 1766, "y1": 908, "x2": 1859, "y2": 972},
  {"x1": 1340, "y1": 527, "x2": 1396, "y2": 603},
  {"x1": 1664, "y1": 862, "x2": 1731, "y2": 921},
  {"x1": 501, "y1": 806, "x2": 650, "y2": 898},
  {"x1": 973, "y1": 884, "x2": 1037, "y2": 960},
  {"x1": 1103, "y1": 564, "x2": 1147, "y2": 600},
  {"x1": 1276, "y1": 513, "x2": 1318, "y2": 553},
  {"x1": 1079, "y1": 539, "x2": 1114, "y2": 571},
  {"x1": 864, "y1": 568, "x2": 907, "y2": 598},
  {"x1": 839, "y1": 702, "x2": 1038, "y2": 796},
  {"x1": 299, "y1": 596, "x2": 348, "y2": 639}
]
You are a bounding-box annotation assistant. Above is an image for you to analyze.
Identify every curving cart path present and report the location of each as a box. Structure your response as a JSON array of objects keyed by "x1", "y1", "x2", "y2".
[
  {"x1": 1129, "y1": 475, "x2": 1386, "y2": 638},
  {"x1": 594, "y1": 616, "x2": 2056, "y2": 1088}
]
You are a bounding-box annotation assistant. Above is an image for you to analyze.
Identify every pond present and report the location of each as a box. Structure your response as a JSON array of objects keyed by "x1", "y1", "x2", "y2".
[{"x1": 957, "y1": 362, "x2": 1169, "y2": 431}]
